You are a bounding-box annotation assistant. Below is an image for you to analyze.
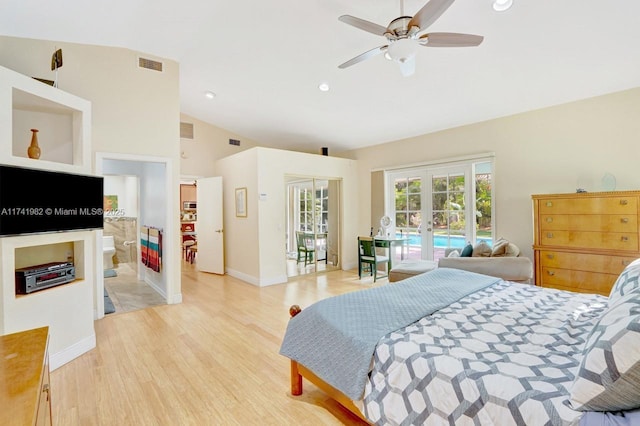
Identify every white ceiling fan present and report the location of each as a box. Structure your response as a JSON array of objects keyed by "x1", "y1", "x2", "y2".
[{"x1": 338, "y1": 0, "x2": 483, "y2": 76}]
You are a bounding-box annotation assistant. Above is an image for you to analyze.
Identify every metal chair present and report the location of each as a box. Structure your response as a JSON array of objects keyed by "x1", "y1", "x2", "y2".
[{"x1": 358, "y1": 236, "x2": 389, "y2": 282}]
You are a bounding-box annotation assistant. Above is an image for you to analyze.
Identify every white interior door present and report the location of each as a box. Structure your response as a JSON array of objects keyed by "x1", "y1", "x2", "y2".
[{"x1": 196, "y1": 176, "x2": 224, "y2": 274}]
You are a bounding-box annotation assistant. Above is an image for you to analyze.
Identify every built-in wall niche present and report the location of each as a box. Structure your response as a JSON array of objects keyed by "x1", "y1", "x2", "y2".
[
  {"x1": 14, "y1": 240, "x2": 84, "y2": 295},
  {"x1": 12, "y1": 88, "x2": 76, "y2": 164},
  {"x1": 15, "y1": 241, "x2": 75, "y2": 269}
]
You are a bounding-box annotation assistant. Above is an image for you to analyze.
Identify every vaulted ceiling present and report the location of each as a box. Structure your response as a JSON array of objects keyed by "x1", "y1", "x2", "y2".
[{"x1": 2, "y1": 0, "x2": 640, "y2": 153}]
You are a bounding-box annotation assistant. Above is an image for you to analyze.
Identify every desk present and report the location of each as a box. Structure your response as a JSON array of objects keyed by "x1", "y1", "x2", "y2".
[{"x1": 374, "y1": 237, "x2": 408, "y2": 271}]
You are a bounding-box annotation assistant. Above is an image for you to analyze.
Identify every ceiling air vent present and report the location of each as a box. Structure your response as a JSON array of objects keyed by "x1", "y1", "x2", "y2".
[
  {"x1": 229, "y1": 139, "x2": 240, "y2": 146},
  {"x1": 180, "y1": 122, "x2": 194, "y2": 139},
  {"x1": 138, "y1": 56, "x2": 163, "y2": 72}
]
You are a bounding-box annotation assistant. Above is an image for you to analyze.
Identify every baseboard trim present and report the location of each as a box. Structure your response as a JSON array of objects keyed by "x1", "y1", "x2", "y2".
[
  {"x1": 144, "y1": 277, "x2": 166, "y2": 297},
  {"x1": 49, "y1": 333, "x2": 96, "y2": 371},
  {"x1": 225, "y1": 268, "x2": 287, "y2": 287}
]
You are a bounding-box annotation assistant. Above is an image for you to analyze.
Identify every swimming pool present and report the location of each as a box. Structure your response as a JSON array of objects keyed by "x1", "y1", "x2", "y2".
[{"x1": 397, "y1": 233, "x2": 492, "y2": 248}]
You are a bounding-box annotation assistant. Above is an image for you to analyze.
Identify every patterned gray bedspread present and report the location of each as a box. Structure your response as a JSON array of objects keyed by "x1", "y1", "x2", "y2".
[
  {"x1": 279, "y1": 268, "x2": 500, "y2": 400},
  {"x1": 363, "y1": 280, "x2": 608, "y2": 425}
]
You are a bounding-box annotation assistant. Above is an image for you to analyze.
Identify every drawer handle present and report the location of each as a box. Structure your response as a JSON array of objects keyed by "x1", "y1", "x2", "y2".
[
  {"x1": 546, "y1": 254, "x2": 554, "y2": 259},
  {"x1": 621, "y1": 236, "x2": 629, "y2": 242},
  {"x1": 43, "y1": 383, "x2": 50, "y2": 401},
  {"x1": 621, "y1": 218, "x2": 629, "y2": 223},
  {"x1": 620, "y1": 199, "x2": 628, "y2": 205},
  {"x1": 546, "y1": 201, "x2": 553, "y2": 207},
  {"x1": 547, "y1": 270, "x2": 555, "y2": 276},
  {"x1": 547, "y1": 232, "x2": 554, "y2": 238},
  {"x1": 545, "y1": 217, "x2": 553, "y2": 223}
]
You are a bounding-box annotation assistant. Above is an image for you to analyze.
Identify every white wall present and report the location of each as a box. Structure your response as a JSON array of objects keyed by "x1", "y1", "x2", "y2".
[
  {"x1": 216, "y1": 147, "x2": 358, "y2": 286},
  {"x1": 180, "y1": 113, "x2": 260, "y2": 178},
  {"x1": 341, "y1": 87, "x2": 640, "y2": 268}
]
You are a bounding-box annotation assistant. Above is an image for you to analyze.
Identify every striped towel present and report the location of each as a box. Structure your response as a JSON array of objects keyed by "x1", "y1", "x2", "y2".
[
  {"x1": 140, "y1": 226, "x2": 149, "y2": 266},
  {"x1": 148, "y1": 227, "x2": 162, "y2": 272}
]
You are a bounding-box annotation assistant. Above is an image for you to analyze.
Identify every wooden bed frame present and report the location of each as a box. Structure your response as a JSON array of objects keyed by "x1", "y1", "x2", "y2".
[{"x1": 288, "y1": 305, "x2": 369, "y2": 423}]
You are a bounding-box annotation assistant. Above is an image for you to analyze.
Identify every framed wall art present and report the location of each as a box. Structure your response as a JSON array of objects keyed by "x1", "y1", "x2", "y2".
[{"x1": 235, "y1": 187, "x2": 247, "y2": 217}]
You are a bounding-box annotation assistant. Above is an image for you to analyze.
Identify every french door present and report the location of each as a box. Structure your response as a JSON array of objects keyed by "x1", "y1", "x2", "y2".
[{"x1": 387, "y1": 160, "x2": 493, "y2": 261}]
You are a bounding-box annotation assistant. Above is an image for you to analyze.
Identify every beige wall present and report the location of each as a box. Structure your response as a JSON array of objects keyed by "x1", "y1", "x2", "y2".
[
  {"x1": 216, "y1": 147, "x2": 358, "y2": 286},
  {"x1": 341, "y1": 87, "x2": 640, "y2": 265},
  {"x1": 179, "y1": 113, "x2": 260, "y2": 178},
  {"x1": 0, "y1": 36, "x2": 180, "y2": 161}
]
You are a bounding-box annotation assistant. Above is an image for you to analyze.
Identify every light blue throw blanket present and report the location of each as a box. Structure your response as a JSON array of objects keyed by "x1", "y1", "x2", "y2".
[{"x1": 279, "y1": 267, "x2": 501, "y2": 400}]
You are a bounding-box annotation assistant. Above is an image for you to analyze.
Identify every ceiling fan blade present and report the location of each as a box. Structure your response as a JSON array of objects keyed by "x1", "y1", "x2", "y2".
[
  {"x1": 408, "y1": 0, "x2": 455, "y2": 32},
  {"x1": 338, "y1": 45, "x2": 388, "y2": 69},
  {"x1": 338, "y1": 15, "x2": 388, "y2": 36},
  {"x1": 420, "y1": 32, "x2": 484, "y2": 47},
  {"x1": 397, "y1": 56, "x2": 416, "y2": 77}
]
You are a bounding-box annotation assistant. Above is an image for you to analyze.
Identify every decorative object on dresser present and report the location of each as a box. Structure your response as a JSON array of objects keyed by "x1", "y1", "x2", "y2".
[
  {"x1": 0, "y1": 326, "x2": 52, "y2": 426},
  {"x1": 532, "y1": 191, "x2": 640, "y2": 295}
]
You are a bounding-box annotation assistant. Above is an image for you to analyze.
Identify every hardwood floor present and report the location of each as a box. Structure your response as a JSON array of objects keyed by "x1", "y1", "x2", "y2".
[{"x1": 51, "y1": 261, "x2": 385, "y2": 425}]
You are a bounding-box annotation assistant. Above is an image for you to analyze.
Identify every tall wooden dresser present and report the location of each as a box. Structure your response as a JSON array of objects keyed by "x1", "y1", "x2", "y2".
[{"x1": 532, "y1": 191, "x2": 640, "y2": 295}]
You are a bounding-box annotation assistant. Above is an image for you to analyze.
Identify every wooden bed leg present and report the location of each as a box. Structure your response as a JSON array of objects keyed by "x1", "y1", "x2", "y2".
[
  {"x1": 288, "y1": 305, "x2": 304, "y2": 395},
  {"x1": 291, "y1": 360, "x2": 303, "y2": 395}
]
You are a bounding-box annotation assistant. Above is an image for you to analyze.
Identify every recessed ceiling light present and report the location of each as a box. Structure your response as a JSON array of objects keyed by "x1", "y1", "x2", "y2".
[
  {"x1": 205, "y1": 91, "x2": 216, "y2": 99},
  {"x1": 493, "y1": 0, "x2": 513, "y2": 12},
  {"x1": 318, "y1": 82, "x2": 330, "y2": 92}
]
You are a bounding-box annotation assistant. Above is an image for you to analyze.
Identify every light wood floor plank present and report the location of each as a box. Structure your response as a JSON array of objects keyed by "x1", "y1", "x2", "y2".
[{"x1": 50, "y1": 263, "x2": 384, "y2": 425}]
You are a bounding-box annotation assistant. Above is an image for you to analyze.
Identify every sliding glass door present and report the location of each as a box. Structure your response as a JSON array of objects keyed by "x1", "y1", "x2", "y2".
[{"x1": 286, "y1": 177, "x2": 341, "y2": 276}]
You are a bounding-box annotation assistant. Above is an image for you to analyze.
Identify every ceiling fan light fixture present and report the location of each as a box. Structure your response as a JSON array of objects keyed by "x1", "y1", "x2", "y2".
[
  {"x1": 386, "y1": 38, "x2": 416, "y2": 63},
  {"x1": 492, "y1": 0, "x2": 513, "y2": 12}
]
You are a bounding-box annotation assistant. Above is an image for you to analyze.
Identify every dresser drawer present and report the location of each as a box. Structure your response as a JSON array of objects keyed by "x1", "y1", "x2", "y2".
[
  {"x1": 539, "y1": 231, "x2": 638, "y2": 251},
  {"x1": 538, "y1": 214, "x2": 638, "y2": 233},
  {"x1": 539, "y1": 267, "x2": 617, "y2": 295},
  {"x1": 538, "y1": 250, "x2": 636, "y2": 275},
  {"x1": 538, "y1": 196, "x2": 638, "y2": 215}
]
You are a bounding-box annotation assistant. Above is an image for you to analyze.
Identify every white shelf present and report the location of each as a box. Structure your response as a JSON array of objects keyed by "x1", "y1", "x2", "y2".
[{"x1": 0, "y1": 66, "x2": 91, "y2": 174}]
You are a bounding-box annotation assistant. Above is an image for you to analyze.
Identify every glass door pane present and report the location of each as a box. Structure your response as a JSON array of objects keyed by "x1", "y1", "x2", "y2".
[
  {"x1": 428, "y1": 169, "x2": 468, "y2": 261},
  {"x1": 475, "y1": 162, "x2": 493, "y2": 247},
  {"x1": 392, "y1": 173, "x2": 425, "y2": 261}
]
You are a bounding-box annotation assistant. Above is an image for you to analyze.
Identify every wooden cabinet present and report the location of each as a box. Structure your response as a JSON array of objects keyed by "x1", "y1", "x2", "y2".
[
  {"x1": 533, "y1": 191, "x2": 640, "y2": 295},
  {"x1": 0, "y1": 326, "x2": 52, "y2": 426}
]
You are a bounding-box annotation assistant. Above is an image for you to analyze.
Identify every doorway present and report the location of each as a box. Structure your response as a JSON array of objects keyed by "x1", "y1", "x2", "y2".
[
  {"x1": 286, "y1": 177, "x2": 341, "y2": 277},
  {"x1": 97, "y1": 155, "x2": 174, "y2": 317},
  {"x1": 102, "y1": 174, "x2": 165, "y2": 314},
  {"x1": 386, "y1": 159, "x2": 494, "y2": 261}
]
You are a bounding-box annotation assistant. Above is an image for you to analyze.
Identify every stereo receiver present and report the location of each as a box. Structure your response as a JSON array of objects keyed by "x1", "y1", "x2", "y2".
[{"x1": 15, "y1": 262, "x2": 76, "y2": 294}]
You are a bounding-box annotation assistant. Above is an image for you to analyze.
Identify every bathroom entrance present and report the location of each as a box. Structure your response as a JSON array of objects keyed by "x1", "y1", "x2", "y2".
[{"x1": 102, "y1": 173, "x2": 165, "y2": 314}]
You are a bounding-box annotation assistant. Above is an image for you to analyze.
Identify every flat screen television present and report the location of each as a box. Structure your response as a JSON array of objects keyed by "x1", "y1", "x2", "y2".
[{"x1": 0, "y1": 164, "x2": 104, "y2": 236}]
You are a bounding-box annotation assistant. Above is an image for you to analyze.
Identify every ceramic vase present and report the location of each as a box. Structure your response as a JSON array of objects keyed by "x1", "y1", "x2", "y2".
[{"x1": 27, "y1": 128, "x2": 41, "y2": 159}]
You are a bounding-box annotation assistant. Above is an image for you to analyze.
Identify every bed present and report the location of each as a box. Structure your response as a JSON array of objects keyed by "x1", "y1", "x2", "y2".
[{"x1": 279, "y1": 262, "x2": 640, "y2": 425}]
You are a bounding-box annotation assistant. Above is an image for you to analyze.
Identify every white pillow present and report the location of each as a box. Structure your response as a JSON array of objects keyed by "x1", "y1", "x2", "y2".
[
  {"x1": 608, "y1": 258, "x2": 640, "y2": 303},
  {"x1": 568, "y1": 290, "x2": 640, "y2": 411}
]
